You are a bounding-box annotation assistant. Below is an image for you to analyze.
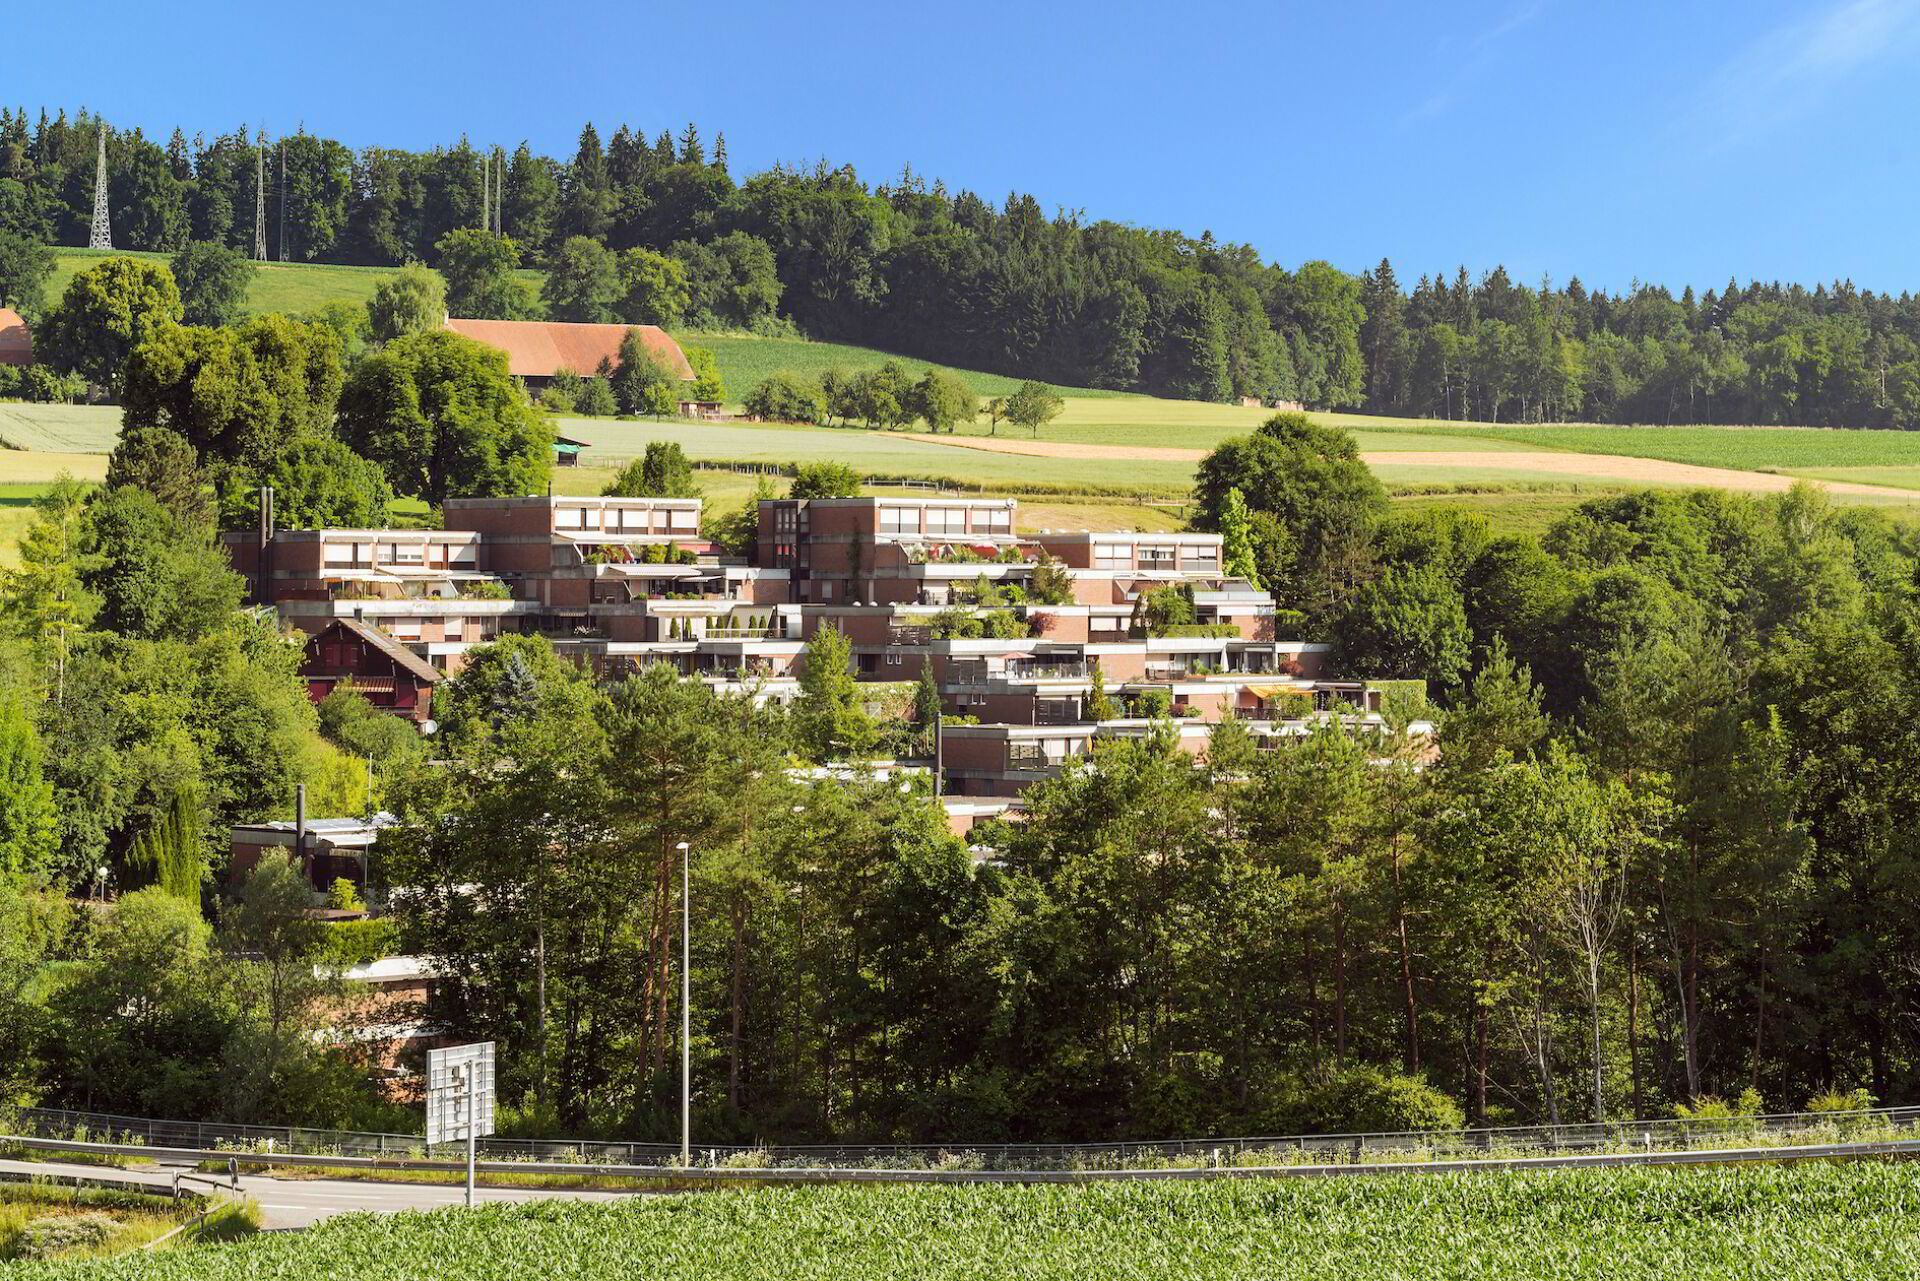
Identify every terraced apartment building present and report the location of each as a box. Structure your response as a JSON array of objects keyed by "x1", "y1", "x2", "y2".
[{"x1": 224, "y1": 493, "x2": 1416, "y2": 829}]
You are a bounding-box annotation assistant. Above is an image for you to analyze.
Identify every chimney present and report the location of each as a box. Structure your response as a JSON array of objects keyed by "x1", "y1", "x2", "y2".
[
  {"x1": 257, "y1": 486, "x2": 275, "y2": 607},
  {"x1": 294, "y1": 782, "x2": 307, "y2": 876}
]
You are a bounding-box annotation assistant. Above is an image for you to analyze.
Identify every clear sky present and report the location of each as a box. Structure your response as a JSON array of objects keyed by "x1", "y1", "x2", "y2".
[{"x1": 11, "y1": 0, "x2": 1920, "y2": 293}]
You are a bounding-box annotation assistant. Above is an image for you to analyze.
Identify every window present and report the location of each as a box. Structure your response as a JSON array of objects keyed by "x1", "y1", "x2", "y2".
[
  {"x1": 927, "y1": 508, "x2": 965, "y2": 535},
  {"x1": 1139, "y1": 547, "x2": 1176, "y2": 570},
  {"x1": 1184, "y1": 544, "x2": 1220, "y2": 570},
  {"x1": 555, "y1": 506, "x2": 586, "y2": 530},
  {"x1": 669, "y1": 509, "x2": 696, "y2": 531},
  {"x1": 886, "y1": 652, "x2": 903, "y2": 666},
  {"x1": 881, "y1": 506, "x2": 916, "y2": 534},
  {"x1": 819, "y1": 581, "x2": 834, "y2": 600},
  {"x1": 392, "y1": 543, "x2": 424, "y2": 565},
  {"x1": 980, "y1": 508, "x2": 1012, "y2": 534},
  {"x1": 1094, "y1": 544, "x2": 1129, "y2": 570},
  {"x1": 620, "y1": 508, "x2": 651, "y2": 531}
]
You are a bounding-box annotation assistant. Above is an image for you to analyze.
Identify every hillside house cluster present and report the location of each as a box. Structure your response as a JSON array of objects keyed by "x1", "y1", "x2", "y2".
[{"x1": 225, "y1": 494, "x2": 1418, "y2": 833}]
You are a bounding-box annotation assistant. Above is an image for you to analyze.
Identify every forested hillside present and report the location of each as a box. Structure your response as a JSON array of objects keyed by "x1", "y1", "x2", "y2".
[{"x1": 5, "y1": 108, "x2": 1920, "y2": 427}]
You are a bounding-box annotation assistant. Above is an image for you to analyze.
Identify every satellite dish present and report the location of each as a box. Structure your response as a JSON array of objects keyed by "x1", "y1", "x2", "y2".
[{"x1": 419, "y1": 719, "x2": 440, "y2": 737}]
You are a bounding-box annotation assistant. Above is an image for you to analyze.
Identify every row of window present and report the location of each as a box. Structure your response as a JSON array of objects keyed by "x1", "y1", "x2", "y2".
[
  {"x1": 322, "y1": 541, "x2": 480, "y2": 567},
  {"x1": 880, "y1": 506, "x2": 1014, "y2": 535},
  {"x1": 1093, "y1": 546, "x2": 1220, "y2": 570},
  {"x1": 554, "y1": 506, "x2": 698, "y2": 532}
]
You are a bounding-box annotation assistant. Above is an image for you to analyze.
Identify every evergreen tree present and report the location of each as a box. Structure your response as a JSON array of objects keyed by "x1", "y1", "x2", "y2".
[{"x1": 796, "y1": 623, "x2": 873, "y2": 762}]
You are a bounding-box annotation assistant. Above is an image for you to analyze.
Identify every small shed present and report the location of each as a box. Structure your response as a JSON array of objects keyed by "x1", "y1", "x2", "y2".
[{"x1": 553, "y1": 434, "x2": 588, "y2": 467}]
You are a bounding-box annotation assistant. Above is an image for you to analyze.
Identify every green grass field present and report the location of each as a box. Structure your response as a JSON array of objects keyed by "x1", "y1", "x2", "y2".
[
  {"x1": 10, "y1": 1162, "x2": 1920, "y2": 1279},
  {"x1": 19, "y1": 281, "x2": 1920, "y2": 535},
  {"x1": 45, "y1": 249, "x2": 542, "y2": 320}
]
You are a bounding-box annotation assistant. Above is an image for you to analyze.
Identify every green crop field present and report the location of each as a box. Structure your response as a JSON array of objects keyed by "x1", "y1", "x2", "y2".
[
  {"x1": 1359, "y1": 421, "x2": 1920, "y2": 473},
  {"x1": 10, "y1": 1162, "x2": 1920, "y2": 1280}
]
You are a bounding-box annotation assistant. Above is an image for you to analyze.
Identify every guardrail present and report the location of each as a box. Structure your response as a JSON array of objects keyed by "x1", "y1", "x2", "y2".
[
  {"x1": 6, "y1": 1132, "x2": 1920, "y2": 1186},
  {"x1": 0, "y1": 1160, "x2": 229, "y2": 1250},
  {"x1": 13, "y1": 1104, "x2": 1920, "y2": 1173}
]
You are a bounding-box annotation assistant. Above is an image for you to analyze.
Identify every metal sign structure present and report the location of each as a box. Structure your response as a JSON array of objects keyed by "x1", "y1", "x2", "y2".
[{"x1": 426, "y1": 1042, "x2": 495, "y2": 1206}]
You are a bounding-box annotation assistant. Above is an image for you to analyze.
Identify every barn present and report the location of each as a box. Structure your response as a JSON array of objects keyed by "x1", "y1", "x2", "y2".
[
  {"x1": 0, "y1": 309, "x2": 33, "y2": 367},
  {"x1": 443, "y1": 318, "x2": 693, "y2": 392}
]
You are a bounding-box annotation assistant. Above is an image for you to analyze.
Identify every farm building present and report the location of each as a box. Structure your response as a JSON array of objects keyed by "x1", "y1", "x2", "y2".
[
  {"x1": 0, "y1": 309, "x2": 33, "y2": 366},
  {"x1": 443, "y1": 318, "x2": 693, "y2": 392}
]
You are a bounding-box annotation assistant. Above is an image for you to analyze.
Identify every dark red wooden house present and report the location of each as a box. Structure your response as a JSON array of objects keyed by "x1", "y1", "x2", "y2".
[{"x1": 303, "y1": 618, "x2": 440, "y2": 723}]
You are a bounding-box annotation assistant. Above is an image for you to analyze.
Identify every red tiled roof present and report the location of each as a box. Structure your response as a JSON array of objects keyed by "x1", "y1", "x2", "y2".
[
  {"x1": 444, "y1": 319, "x2": 693, "y2": 381},
  {"x1": 0, "y1": 309, "x2": 32, "y2": 367}
]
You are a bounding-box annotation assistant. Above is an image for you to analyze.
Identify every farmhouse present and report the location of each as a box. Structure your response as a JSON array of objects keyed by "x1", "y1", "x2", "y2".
[
  {"x1": 443, "y1": 317, "x2": 694, "y2": 392},
  {"x1": 0, "y1": 308, "x2": 33, "y2": 366},
  {"x1": 301, "y1": 617, "x2": 441, "y2": 723}
]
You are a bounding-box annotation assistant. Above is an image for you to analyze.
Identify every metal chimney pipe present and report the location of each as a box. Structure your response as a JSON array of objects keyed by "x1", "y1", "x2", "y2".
[{"x1": 294, "y1": 783, "x2": 307, "y2": 872}]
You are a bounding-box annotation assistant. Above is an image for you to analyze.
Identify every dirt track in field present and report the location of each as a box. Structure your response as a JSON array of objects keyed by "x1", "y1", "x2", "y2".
[{"x1": 907, "y1": 434, "x2": 1920, "y2": 497}]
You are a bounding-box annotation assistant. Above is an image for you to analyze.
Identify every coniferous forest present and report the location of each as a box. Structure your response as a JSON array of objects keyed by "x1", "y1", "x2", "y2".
[{"x1": 6, "y1": 108, "x2": 1920, "y2": 427}]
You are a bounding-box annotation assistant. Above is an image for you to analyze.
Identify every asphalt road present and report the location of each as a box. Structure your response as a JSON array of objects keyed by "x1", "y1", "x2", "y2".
[{"x1": 0, "y1": 1157, "x2": 643, "y2": 1229}]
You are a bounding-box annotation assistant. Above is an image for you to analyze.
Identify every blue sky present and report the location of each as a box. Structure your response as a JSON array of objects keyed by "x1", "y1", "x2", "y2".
[{"x1": 12, "y1": 0, "x2": 1920, "y2": 292}]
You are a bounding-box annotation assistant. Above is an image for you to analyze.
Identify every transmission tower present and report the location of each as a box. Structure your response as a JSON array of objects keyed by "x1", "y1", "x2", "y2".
[
  {"x1": 253, "y1": 138, "x2": 268, "y2": 261},
  {"x1": 87, "y1": 128, "x2": 112, "y2": 250}
]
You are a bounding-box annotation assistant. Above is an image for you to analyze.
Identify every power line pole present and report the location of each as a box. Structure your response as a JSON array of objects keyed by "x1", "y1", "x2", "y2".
[
  {"x1": 278, "y1": 139, "x2": 287, "y2": 262},
  {"x1": 87, "y1": 127, "x2": 111, "y2": 250},
  {"x1": 253, "y1": 136, "x2": 268, "y2": 261}
]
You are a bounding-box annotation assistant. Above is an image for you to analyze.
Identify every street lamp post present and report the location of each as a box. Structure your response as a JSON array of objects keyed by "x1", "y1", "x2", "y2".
[{"x1": 676, "y1": 840, "x2": 691, "y2": 1167}]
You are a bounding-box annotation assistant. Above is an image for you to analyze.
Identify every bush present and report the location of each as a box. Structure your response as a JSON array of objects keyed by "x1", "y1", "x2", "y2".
[
  {"x1": 1804, "y1": 1087, "x2": 1875, "y2": 1114},
  {"x1": 574, "y1": 378, "x2": 617, "y2": 417},
  {"x1": 17, "y1": 1213, "x2": 120, "y2": 1259},
  {"x1": 458, "y1": 579, "x2": 513, "y2": 600},
  {"x1": 326, "y1": 878, "x2": 365, "y2": 913},
  {"x1": 790, "y1": 461, "x2": 862, "y2": 499},
  {"x1": 1674, "y1": 1088, "x2": 1765, "y2": 1123},
  {"x1": 317, "y1": 916, "x2": 401, "y2": 968},
  {"x1": 21, "y1": 364, "x2": 86, "y2": 403},
  {"x1": 1133, "y1": 688, "x2": 1172, "y2": 719},
  {"x1": 744, "y1": 371, "x2": 827, "y2": 424},
  {"x1": 1259, "y1": 1064, "x2": 1466, "y2": 1135}
]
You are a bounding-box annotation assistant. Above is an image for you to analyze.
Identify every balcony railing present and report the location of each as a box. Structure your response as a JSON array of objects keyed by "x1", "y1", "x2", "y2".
[{"x1": 1006, "y1": 662, "x2": 1092, "y2": 681}]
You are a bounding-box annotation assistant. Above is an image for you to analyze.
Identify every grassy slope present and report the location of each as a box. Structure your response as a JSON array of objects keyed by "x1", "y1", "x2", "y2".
[
  {"x1": 45, "y1": 248, "x2": 541, "y2": 318},
  {"x1": 21, "y1": 262, "x2": 1920, "y2": 531},
  {"x1": 10, "y1": 1163, "x2": 1920, "y2": 1279}
]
